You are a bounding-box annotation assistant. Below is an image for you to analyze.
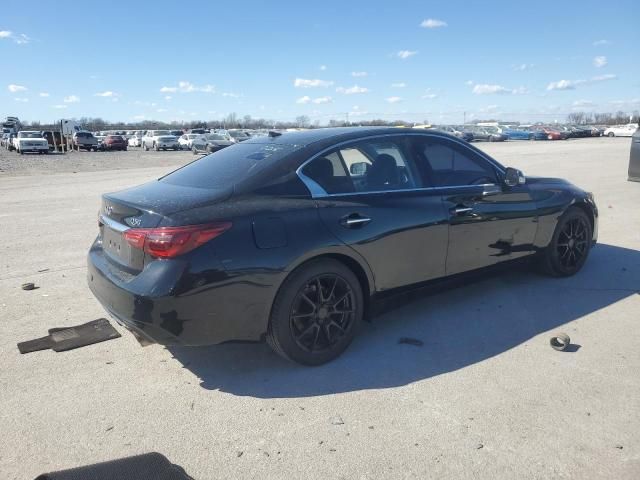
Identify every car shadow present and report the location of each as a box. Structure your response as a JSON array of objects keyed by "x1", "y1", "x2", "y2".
[{"x1": 167, "y1": 243, "x2": 639, "y2": 398}]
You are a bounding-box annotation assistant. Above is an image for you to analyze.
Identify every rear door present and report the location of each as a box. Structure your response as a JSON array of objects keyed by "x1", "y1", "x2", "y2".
[
  {"x1": 301, "y1": 135, "x2": 449, "y2": 291},
  {"x1": 409, "y1": 135, "x2": 538, "y2": 275}
]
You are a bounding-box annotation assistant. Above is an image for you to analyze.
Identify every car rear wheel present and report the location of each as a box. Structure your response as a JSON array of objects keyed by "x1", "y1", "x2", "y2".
[
  {"x1": 192, "y1": 147, "x2": 198, "y2": 155},
  {"x1": 267, "y1": 259, "x2": 363, "y2": 365},
  {"x1": 607, "y1": 132, "x2": 615, "y2": 137},
  {"x1": 143, "y1": 143, "x2": 149, "y2": 151},
  {"x1": 539, "y1": 207, "x2": 592, "y2": 277}
]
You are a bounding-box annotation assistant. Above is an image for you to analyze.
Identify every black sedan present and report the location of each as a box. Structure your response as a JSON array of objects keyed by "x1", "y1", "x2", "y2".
[
  {"x1": 191, "y1": 133, "x2": 234, "y2": 154},
  {"x1": 88, "y1": 127, "x2": 598, "y2": 365}
]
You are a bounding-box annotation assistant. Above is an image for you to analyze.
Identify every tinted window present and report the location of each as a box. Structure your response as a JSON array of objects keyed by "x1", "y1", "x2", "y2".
[
  {"x1": 302, "y1": 137, "x2": 419, "y2": 194},
  {"x1": 412, "y1": 137, "x2": 498, "y2": 187},
  {"x1": 161, "y1": 143, "x2": 296, "y2": 189}
]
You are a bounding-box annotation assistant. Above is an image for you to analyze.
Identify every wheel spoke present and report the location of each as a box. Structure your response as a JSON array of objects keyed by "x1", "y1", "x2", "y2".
[
  {"x1": 327, "y1": 277, "x2": 338, "y2": 302},
  {"x1": 310, "y1": 324, "x2": 320, "y2": 351},
  {"x1": 300, "y1": 293, "x2": 317, "y2": 310},
  {"x1": 316, "y1": 278, "x2": 325, "y2": 303},
  {"x1": 295, "y1": 322, "x2": 317, "y2": 341},
  {"x1": 332, "y1": 291, "x2": 351, "y2": 308}
]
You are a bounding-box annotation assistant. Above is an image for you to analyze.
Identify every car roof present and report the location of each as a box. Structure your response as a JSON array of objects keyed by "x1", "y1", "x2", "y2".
[{"x1": 242, "y1": 126, "x2": 457, "y2": 147}]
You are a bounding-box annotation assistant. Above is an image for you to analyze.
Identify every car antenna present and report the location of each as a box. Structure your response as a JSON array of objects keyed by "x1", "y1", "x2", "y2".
[{"x1": 268, "y1": 130, "x2": 282, "y2": 137}]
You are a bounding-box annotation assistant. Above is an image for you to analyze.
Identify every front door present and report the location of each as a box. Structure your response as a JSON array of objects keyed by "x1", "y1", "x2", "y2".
[{"x1": 301, "y1": 135, "x2": 449, "y2": 292}]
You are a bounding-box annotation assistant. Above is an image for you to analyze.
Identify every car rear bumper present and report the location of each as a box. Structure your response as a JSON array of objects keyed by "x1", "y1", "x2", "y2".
[{"x1": 87, "y1": 239, "x2": 273, "y2": 346}]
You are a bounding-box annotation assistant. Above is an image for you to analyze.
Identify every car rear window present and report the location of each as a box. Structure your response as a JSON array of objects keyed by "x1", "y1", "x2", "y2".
[{"x1": 160, "y1": 143, "x2": 297, "y2": 189}]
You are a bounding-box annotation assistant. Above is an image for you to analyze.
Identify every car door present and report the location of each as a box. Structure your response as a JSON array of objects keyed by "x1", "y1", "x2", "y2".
[
  {"x1": 409, "y1": 135, "x2": 538, "y2": 275},
  {"x1": 300, "y1": 135, "x2": 449, "y2": 291}
]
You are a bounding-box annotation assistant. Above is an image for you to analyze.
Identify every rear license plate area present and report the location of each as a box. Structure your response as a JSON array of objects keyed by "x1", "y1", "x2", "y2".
[{"x1": 103, "y1": 226, "x2": 134, "y2": 265}]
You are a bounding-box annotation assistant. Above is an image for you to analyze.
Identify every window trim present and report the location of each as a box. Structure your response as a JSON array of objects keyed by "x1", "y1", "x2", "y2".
[{"x1": 296, "y1": 133, "x2": 506, "y2": 198}]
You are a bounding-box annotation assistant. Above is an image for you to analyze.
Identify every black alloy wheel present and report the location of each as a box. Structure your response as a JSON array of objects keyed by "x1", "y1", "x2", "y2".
[
  {"x1": 540, "y1": 207, "x2": 592, "y2": 277},
  {"x1": 267, "y1": 259, "x2": 363, "y2": 365}
]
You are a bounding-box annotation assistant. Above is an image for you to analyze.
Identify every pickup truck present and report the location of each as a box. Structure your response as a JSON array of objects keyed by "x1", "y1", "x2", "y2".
[
  {"x1": 73, "y1": 131, "x2": 99, "y2": 151},
  {"x1": 13, "y1": 131, "x2": 50, "y2": 154}
]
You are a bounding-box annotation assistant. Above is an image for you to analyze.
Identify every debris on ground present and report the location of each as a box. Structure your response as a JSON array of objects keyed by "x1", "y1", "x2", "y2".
[
  {"x1": 17, "y1": 318, "x2": 121, "y2": 354},
  {"x1": 550, "y1": 333, "x2": 571, "y2": 351},
  {"x1": 330, "y1": 416, "x2": 345, "y2": 425},
  {"x1": 476, "y1": 443, "x2": 484, "y2": 450},
  {"x1": 21, "y1": 282, "x2": 36, "y2": 291},
  {"x1": 236, "y1": 451, "x2": 243, "y2": 458},
  {"x1": 615, "y1": 445, "x2": 623, "y2": 450}
]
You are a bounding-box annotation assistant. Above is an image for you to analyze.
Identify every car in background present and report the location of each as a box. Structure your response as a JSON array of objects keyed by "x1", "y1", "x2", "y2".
[
  {"x1": 629, "y1": 126, "x2": 640, "y2": 182},
  {"x1": 188, "y1": 128, "x2": 207, "y2": 135},
  {"x1": 178, "y1": 133, "x2": 202, "y2": 150},
  {"x1": 3, "y1": 133, "x2": 16, "y2": 150},
  {"x1": 433, "y1": 125, "x2": 474, "y2": 142},
  {"x1": 87, "y1": 127, "x2": 598, "y2": 365},
  {"x1": 73, "y1": 131, "x2": 99, "y2": 151},
  {"x1": 1, "y1": 133, "x2": 12, "y2": 148},
  {"x1": 534, "y1": 126, "x2": 564, "y2": 140},
  {"x1": 42, "y1": 131, "x2": 64, "y2": 150},
  {"x1": 170, "y1": 130, "x2": 183, "y2": 137},
  {"x1": 499, "y1": 126, "x2": 532, "y2": 140},
  {"x1": 102, "y1": 135, "x2": 128, "y2": 151},
  {"x1": 128, "y1": 133, "x2": 143, "y2": 147},
  {"x1": 13, "y1": 131, "x2": 50, "y2": 154},
  {"x1": 142, "y1": 130, "x2": 180, "y2": 151},
  {"x1": 473, "y1": 126, "x2": 507, "y2": 142},
  {"x1": 229, "y1": 130, "x2": 251, "y2": 142},
  {"x1": 191, "y1": 133, "x2": 234, "y2": 154},
  {"x1": 604, "y1": 124, "x2": 638, "y2": 137}
]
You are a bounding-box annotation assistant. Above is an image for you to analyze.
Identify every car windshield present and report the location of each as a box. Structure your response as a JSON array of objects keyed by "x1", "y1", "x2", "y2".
[
  {"x1": 207, "y1": 134, "x2": 226, "y2": 141},
  {"x1": 18, "y1": 132, "x2": 42, "y2": 138},
  {"x1": 154, "y1": 130, "x2": 170, "y2": 136},
  {"x1": 161, "y1": 142, "x2": 297, "y2": 189}
]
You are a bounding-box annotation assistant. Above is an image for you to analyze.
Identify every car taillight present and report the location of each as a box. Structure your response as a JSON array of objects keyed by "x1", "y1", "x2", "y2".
[{"x1": 123, "y1": 222, "x2": 231, "y2": 258}]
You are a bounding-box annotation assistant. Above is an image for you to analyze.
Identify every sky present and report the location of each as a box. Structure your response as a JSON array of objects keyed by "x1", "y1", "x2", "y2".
[{"x1": 1, "y1": 0, "x2": 639, "y2": 125}]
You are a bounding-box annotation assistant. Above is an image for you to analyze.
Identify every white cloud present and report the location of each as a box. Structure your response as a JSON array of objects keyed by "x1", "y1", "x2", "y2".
[
  {"x1": 391, "y1": 82, "x2": 406, "y2": 88},
  {"x1": 593, "y1": 39, "x2": 610, "y2": 46},
  {"x1": 396, "y1": 50, "x2": 418, "y2": 60},
  {"x1": 14, "y1": 98, "x2": 28, "y2": 103},
  {"x1": 294, "y1": 78, "x2": 334, "y2": 88},
  {"x1": 63, "y1": 95, "x2": 80, "y2": 103},
  {"x1": 222, "y1": 92, "x2": 241, "y2": 98},
  {"x1": 422, "y1": 92, "x2": 438, "y2": 99},
  {"x1": 351, "y1": 71, "x2": 368, "y2": 77},
  {"x1": 0, "y1": 31, "x2": 30, "y2": 44},
  {"x1": 386, "y1": 96, "x2": 402, "y2": 104},
  {"x1": 39, "y1": 92, "x2": 49, "y2": 97},
  {"x1": 336, "y1": 85, "x2": 369, "y2": 94},
  {"x1": 472, "y1": 84, "x2": 510, "y2": 95},
  {"x1": 513, "y1": 63, "x2": 534, "y2": 71},
  {"x1": 296, "y1": 96, "x2": 311, "y2": 104},
  {"x1": 160, "y1": 81, "x2": 215, "y2": 93},
  {"x1": 156, "y1": 108, "x2": 168, "y2": 113},
  {"x1": 593, "y1": 56, "x2": 607, "y2": 68},
  {"x1": 572, "y1": 100, "x2": 594, "y2": 107},
  {"x1": 319, "y1": 65, "x2": 327, "y2": 71},
  {"x1": 8, "y1": 84, "x2": 27, "y2": 92},
  {"x1": 420, "y1": 18, "x2": 447, "y2": 28},
  {"x1": 465, "y1": 80, "x2": 474, "y2": 86},
  {"x1": 94, "y1": 91, "x2": 118, "y2": 97},
  {"x1": 52, "y1": 105, "x2": 67, "y2": 109},
  {"x1": 312, "y1": 96, "x2": 333, "y2": 104},
  {"x1": 547, "y1": 74, "x2": 617, "y2": 91},
  {"x1": 164, "y1": 96, "x2": 172, "y2": 100}
]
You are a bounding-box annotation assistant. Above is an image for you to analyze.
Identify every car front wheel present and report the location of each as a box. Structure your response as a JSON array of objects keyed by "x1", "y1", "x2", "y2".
[
  {"x1": 607, "y1": 132, "x2": 615, "y2": 137},
  {"x1": 267, "y1": 259, "x2": 363, "y2": 365},
  {"x1": 539, "y1": 207, "x2": 592, "y2": 277}
]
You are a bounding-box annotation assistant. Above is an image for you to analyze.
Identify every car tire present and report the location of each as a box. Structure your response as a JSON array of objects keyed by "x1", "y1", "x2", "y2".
[
  {"x1": 607, "y1": 132, "x2": 615, "y2": 137},
  {"x1": 267, "y1": 258, "x2": 363, "y2": 365},
  {"x1": 539, "y1": 206, "x2": 592, "y2": 277},
  {"x1": 144, "y1": 143, "x2": 149, "y2": 151},
  {"x1": 154, "y1": 143, "x2": 159, "y2": 151},
  {"x1": 123, "y1": 147, "x2": 127, "y2": 151},
  {"x1": 192, "y1": 147, "x2": 198, "y2": 155}
]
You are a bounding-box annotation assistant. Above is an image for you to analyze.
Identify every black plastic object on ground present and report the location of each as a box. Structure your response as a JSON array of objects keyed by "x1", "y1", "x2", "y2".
[
  {"x1": 34, "y1": 452, "x2": 193, "y2": 480},
  {"x1": 17, "y1": 318, "x2": 121, "y2": 354},
  {"x1": 550, "y1": 332, "x2": 571, "y2": 351}
]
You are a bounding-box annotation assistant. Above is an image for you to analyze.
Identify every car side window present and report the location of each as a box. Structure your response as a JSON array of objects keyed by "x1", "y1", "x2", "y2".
[
  {"x1": 302, "y1": 137, "x2": 420, "y2": 195},
  {"x1": 411, "y1": 137, "x2": 498, "y2": 187}
]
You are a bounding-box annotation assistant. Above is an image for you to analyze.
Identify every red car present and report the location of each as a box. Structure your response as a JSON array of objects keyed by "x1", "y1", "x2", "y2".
[
  {"x1": 102, "y1": 135, "x2": 128, "y2": 151},
  {"x1": 535, "y1": 127, "x2": 564, "y2": 140}
]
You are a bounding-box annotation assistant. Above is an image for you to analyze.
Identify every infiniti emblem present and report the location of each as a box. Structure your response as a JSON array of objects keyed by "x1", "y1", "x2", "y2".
[{"x1": 126, "y1": 217, "x2": 142, "y2": 227}]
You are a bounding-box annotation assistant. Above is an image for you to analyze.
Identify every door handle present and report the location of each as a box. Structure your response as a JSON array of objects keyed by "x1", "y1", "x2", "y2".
[
  {"x1": 451, "y1": 207, "x2": 473, "y2": 215},
  {"x1": 340, "y1": 214, "x2": 371, "y2": 228}
]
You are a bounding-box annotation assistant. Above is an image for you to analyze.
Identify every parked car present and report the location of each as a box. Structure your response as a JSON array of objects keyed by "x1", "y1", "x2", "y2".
[
  {"x1": 499, "y1": 126, "x2": 532, "y2": 140},
  {"x1": 229, "y1": 130, "x2": 251, "y2": 142},
  {"x1": 178, "y1": 133, "x2": 202, "y2": 150},
  {"x1": 604, "y1": 124, "x2": 638, "y2": 137},
  {"x1": 42, "y1": 131, "x2": 64, "y2": 150},
  {"x1": 4, "y1": 133, "x2": 16, "y2": 150},
  {"x1": 473, "y1": 126, "x2": 507, "y2": 142},
  {"x1": 73, "y1": 131, "x2": 99, "y2": 151},
  {"x1": 13, "y1": 131, "x2": 50, "y2": 154},
  {"x1": 188, "y1": 128, "x2": 207, "y2": 135},
  {"x1": 534, "y1": 127, "x2": 563, "y2": 140},
  {"x1": 102, "y1": 135, "x2": 128, "y2": 151},
  {"x1": 629, "y1": 126, "x2": 640, "y2": 182},
  {"x1": 142, "y1": 130, "x2": 180, "y2": 151},
  {"x1": 87, "y1": 127, "x2": 598, "y2": 365},
  {"x1": 170, "y1": 130, "x2": 183, "y2": 137},
  {"x1": 433, "y1": 125, "x2": 474, "y2": 142},
  {"x1": 0, "y1": 132, "x2": 11, "y2": 148},
  {"x1": 128, "y1": 134, "x2": 143, "y2": 147},
  {"x1": 191, "y1": 133, "x2": 234, "y2": 154}
]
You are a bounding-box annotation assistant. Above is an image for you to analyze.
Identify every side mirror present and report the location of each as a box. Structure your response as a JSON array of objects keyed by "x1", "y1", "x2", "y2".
[
  {"x1": 350, "y1": 162, "x2": 369, "y2": 175},
  {"x1": 504, "y1": 167, "x2": 525, "y2": 187}
]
